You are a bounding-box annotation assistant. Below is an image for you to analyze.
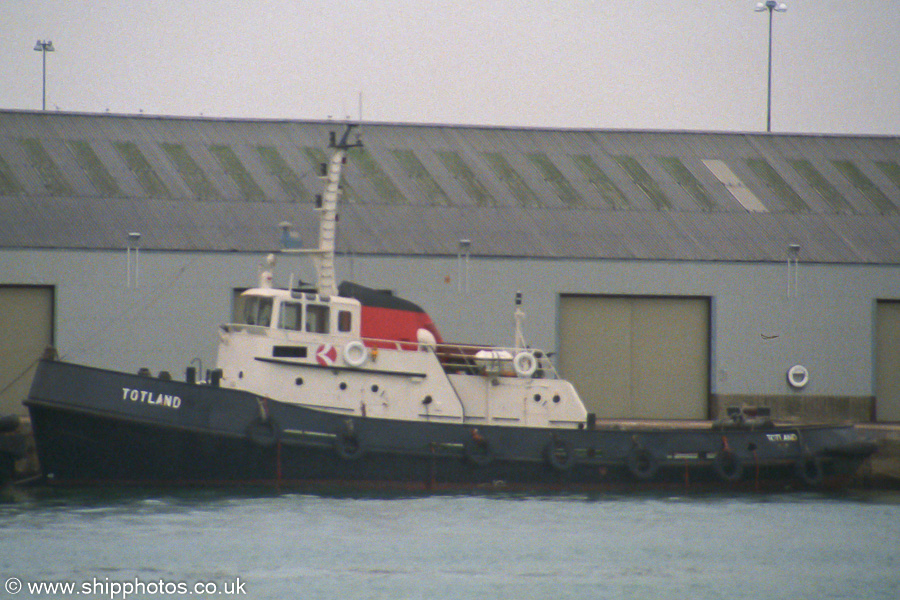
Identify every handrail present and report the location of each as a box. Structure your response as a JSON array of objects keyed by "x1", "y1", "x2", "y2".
[
  {"x1": 218, "y1": 324, "x2": 560, "y2": 379},
  {"x1": 360, "y1": 336, "x2": 561, "y2": 379}
]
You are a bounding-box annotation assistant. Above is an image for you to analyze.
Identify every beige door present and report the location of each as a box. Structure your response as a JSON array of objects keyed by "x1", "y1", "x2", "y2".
[
  {"x1": 559, "y1": 295, "x2": 709, "y2": 420},
  {"x1": 0, "y1": 286, "x2": 54, "y2": 415},
  {"x1": 876, "y1": 301, "x2": 900, "y2": 422}
]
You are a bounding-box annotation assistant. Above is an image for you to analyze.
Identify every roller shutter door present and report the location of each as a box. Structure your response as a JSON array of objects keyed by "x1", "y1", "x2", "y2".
[
  {"x1": 876, "y1": 301, "x2": 900, "y2": 422},
  {"x1": 0, "y1": 286, "x2": 54, "y2": 415},
  {"x1": 558, "y1": 295, "x2": 709, "y2": 420}
]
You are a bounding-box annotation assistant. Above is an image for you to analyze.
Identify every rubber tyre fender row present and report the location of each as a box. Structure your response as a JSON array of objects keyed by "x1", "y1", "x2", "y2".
[
  {"x1": 714, "y1": 449, "x2": 744, "y2": 482},
  {"x1": 246, "y1": 418, "x2": 280, "y2": 448},
  {"x1": 544, "y1": 438, "x2": 576, "y2": 471},
  {"x1": 626, "y1": 447, "x2": 660, "y2": 480},
  {"x1": 795, "y1": 454, "x2": 824, "y2": 487},
  {"x1": 0, "y1": 414, "x2": 20, "y2": 434},
  {"x1": 464, "y1": 437, "x2": 494, "y2": 466},
  {"x1": 335, "y1": 433, "x2": 365, "y2": 460}
]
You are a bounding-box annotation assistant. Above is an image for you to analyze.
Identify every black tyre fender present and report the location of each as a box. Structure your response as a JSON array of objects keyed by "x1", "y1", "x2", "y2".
[
  {"x1": 795, "y1": 454, "x2": 824, "y2": 486},
  {"x1": 463, "y1": 437, "x2": 494, "y2": 466},
  {"x1": 335, "y1": 433, "x2": 365, "y2": 460},
  {"x1": 544, "y1": 438, "x2": 576, "y2": 471},
  {"x1": 245, "y1": 418, "x2": 279, "y2": 447},
  {"x1": 626, "y1": 447, "x2": 659, "y2": 480},
  {"x1": 0, "y1": 414, "x2": 20, "y2": 434},
  {"x1": 714, "y1": 449, "x2": 744, "y2": 482}
]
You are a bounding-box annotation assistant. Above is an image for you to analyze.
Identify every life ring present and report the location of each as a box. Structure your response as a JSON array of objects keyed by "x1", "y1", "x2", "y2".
[
  {"x1": 246, "y1": 418, "x2": 279, "y2": 447},
  {"x1": 513, "y1": 351, "x2": 538, "y2": 378},
  {"x1": 343, "y1": 341, "x2": 368, "y2": 367},
  {"x1": 787, "y1": 365, "x2": 809, "y2": 389},
  {"x1": 714, "y1": 449, "x2": 744, "y2": 482},
  {"x1": 464, "y1": 436, "x2": 494, "y2": 466},
  {"x1": 626, "y1": 448, "x2": 659, "y2": 480},
  {"x1": 795, "y1": 454, "x2": 824, "y2": 486},
  {"x1": 544, "y1": 438, "x2": 576, "y2": 471},
  {"x1": 335, "y1": 433, "x2": 365, "y2": 460}
]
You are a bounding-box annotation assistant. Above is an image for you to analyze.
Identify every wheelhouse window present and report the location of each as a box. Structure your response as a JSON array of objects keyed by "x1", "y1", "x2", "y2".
[
  {"x1": 280, "y1": 301, "x2": 302, "y2": 331},
  {"x1": 305, "y1": 304, "x2": 329, "y2": 333},
  {"x1": 236, "y1": 295, "x2": 273, "y2": 327},
  {"x1": 277, "y1": 301, "x2": 351, "y2": 335},
  {"x1": 338, "y1": 310, "x2": 352, "y2": 333}
]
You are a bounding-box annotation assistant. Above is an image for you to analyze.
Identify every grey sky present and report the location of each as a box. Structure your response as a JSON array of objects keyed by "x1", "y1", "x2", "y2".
[{"x1": 2, "y1": 0, "x2": 898, "y2": 134}]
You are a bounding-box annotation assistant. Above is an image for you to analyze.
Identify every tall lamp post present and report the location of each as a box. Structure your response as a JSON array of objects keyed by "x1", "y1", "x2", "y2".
[
  {"x1": 33, "y1": 40, "x2": 55, "y2": 111},
  {"x1": 755, "y1": 2, "x2": 787, "y2": 132}
]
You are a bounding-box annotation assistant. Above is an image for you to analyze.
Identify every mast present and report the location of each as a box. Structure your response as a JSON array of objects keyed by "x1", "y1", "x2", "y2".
[{"x1": 286, "y1": 125, "x2": 361, "y2": 296}]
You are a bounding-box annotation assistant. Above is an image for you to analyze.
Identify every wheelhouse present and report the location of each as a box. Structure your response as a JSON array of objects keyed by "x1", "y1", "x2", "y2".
[{"x1": 232, "y1": 289, "x2": 361, "y2": 341}]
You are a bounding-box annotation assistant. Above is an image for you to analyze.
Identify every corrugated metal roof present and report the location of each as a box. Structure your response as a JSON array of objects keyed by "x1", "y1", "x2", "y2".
[{"x1": 1, "y1": 109, "x2": 899, "y2": 264}]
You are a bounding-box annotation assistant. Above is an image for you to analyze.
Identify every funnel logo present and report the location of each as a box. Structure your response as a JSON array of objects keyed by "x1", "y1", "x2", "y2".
[{"x1": 316, "y1": 344, "x2": 337, "y2": 366}]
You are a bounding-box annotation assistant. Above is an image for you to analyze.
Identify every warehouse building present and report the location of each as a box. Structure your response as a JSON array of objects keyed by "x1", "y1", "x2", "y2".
[{"x1": 1, "y1": 109, "x2": 899, "y2": 423}]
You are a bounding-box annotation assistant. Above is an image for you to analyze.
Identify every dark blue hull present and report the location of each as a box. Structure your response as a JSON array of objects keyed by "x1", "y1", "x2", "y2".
[{"x1": 25, "y1": 360, "x2": 875, "y2": 492}]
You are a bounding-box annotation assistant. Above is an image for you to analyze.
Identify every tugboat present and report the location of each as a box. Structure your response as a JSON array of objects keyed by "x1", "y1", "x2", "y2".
[{"x1": 25, "y1": 127, "x2": 876, "y2": 492}]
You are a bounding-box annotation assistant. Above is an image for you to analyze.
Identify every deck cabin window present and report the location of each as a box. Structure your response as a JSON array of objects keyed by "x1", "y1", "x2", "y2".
[
  {"x1": 338, "y1": 310, "x2": 352, "y2": 333},
  {"x1": 280, "y1": 301, "x2": 302, "y2": 331},
  {"x1": 305, "y1": 304, "x2": 329, "y2": 333},
  {"x1": 237, "y1": 296, "x2": 273, "y2": 327},
  {"x1": 277, "y1": 301, "x2": 341, "y2": 334}
]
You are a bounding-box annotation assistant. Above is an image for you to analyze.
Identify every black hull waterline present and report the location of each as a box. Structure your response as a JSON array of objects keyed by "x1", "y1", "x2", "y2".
[{"x1": 25, "y1": 360, "x2": 875, "y2": 492}]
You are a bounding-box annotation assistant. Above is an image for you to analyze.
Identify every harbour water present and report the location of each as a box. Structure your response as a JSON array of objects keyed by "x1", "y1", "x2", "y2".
[{"x1": 2, "y1": 488, "x2": 898, "y2": 600}]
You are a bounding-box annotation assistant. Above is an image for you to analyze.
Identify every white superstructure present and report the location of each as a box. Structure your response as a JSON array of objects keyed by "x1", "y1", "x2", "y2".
[{"x1": 216, "y1": 286, "x2": 587, "y2": 428}]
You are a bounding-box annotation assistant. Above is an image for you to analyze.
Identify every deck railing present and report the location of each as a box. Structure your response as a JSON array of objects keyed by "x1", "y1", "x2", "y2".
[
  {"x1": 220, "y1": 324, "x2": 560, "y2": 379},
  {"x1": 361, "y1": 337, "x2": 561, "y2": 379}
]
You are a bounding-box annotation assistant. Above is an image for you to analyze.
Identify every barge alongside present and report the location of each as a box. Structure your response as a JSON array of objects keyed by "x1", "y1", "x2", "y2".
[{"x1": 25, "y1": 127, "x2": 875, "y2": 492}]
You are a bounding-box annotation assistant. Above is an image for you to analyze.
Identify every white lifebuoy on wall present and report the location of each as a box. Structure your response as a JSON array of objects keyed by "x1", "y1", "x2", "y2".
[
  {"x1": 788, "y1": 365, "x2": 809, "y2": 389},
  {"x1": 513, "y1": 351, "x2": 538, "y2": 378},
  {"x1": 343, "y1": 341, "x2": 368, "y2": 367}
]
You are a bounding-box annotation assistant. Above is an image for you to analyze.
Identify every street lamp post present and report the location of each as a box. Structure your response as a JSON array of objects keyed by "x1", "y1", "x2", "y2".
[
  {"x1": 33, "y1": 40, "x2": 55, "y2": 111},
  {"x1": 754, "y1": 2, "x2": 787, "y2": 132}
]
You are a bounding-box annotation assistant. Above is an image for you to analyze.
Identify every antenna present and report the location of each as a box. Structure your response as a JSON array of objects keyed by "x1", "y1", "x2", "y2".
[{"x1": 514, "y1": 291, "x2": 528, "y2": 350}]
